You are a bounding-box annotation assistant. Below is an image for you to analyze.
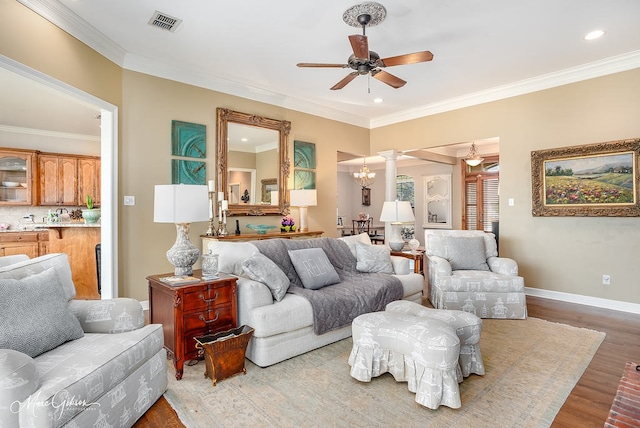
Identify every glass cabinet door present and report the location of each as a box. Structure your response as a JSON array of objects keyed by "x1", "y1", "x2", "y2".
[{"x1": 0, "y1": 152, "x2": 32, "y2": 205}]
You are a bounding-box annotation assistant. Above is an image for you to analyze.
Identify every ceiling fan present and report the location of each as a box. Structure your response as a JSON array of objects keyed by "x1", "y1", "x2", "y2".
[{"x1": 296, "y1": 2, "x2": 433, "y2": 90}]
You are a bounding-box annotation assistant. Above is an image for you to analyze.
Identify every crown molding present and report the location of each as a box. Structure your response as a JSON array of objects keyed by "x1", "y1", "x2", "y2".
[
  {"x1": 123, "y1": 54, "x2": 371, "y2": 128},
  {"x1": 0, "y1": 124, "x2": 100, "y2": 142},
  {"x1": 17, "y1": 0, "x2": 127, "y2": 66},
  {"x1": 370, "y1": 50, "x2": 640, "y2": 128},
  {"x1": 19, "y1": 1, "x2": 640, "y2": 130}
]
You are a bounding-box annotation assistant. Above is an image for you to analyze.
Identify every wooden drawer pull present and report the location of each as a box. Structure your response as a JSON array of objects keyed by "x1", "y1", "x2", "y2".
[
  {"x1": 199, "y1": 312, "x2": 219, "y2": 324},
  {"x1": 199, "y1": 291, "x2": 219, "y2": 303}
]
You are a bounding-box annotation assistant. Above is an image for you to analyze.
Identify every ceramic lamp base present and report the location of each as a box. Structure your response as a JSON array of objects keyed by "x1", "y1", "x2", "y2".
[
  {"x1": 167, "y1": 223, "x2": 200, "y2": 276},
  {"x1": 389, "y1": 241, "x2": 405, "y2": 251}
]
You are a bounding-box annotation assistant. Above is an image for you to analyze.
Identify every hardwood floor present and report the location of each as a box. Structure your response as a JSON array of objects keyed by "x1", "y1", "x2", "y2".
[{"x1": 134, "y1": 296, "x2": 640, "y2": 427}]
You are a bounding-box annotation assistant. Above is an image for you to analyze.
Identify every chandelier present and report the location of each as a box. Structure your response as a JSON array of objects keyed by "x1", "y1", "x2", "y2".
[
  {"x1": 464, "y1": 142, "x2": 484, "y2": 167},
  {"x1": 353, "y1": 158, "x2": 376, "y2": 188}
]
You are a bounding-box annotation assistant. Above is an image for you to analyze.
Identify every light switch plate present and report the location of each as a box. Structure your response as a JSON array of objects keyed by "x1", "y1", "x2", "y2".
[
  {"x1": 124, "y1": 195, "x2": 135, "y2": 206},
  {"x1": 508, "y1": 198, "x2": 515, "y2": 206}
]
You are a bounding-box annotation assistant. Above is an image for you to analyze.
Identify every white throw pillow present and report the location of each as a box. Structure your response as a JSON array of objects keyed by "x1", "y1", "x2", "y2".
[
  {"x1": 338, "y1": 232, "x2": 372, "y2": 258},
  {"x1": 208, "y1": 241, "x2": 259, "y2": 276},
  {"x1": 355, "y1": 241, "x2": 393, "y2": 274}
]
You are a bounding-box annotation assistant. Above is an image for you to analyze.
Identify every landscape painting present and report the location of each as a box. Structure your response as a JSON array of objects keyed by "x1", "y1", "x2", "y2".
[{"x1": 531, "y1": 138, "x2": 640, "y2": 217}]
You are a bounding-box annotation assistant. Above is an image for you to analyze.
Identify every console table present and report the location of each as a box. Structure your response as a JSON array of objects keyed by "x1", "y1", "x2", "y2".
[
  {"x1": 201, "y1": 230, "x2": 323, "y2": 253},
  {"x1": 147, "y1": 270, "x2": 238, "y2": 380}
]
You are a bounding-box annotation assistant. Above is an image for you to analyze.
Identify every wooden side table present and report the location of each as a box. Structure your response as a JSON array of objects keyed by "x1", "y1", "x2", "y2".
[
  {"x1": 147, "y1": 270, "x2": 238, "y2": 380},
  {"x1": 391, "y1": 249, "x2": 425, "y2": 274}
]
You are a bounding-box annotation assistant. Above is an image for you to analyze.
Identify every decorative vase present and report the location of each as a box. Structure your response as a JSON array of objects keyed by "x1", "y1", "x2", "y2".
[{"x1": 82, "y1": 208, "x2": 101, "y2": 224}]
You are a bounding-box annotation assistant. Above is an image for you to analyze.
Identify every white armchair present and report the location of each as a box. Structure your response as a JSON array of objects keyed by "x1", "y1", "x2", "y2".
[{"x1": 425, "y1": 230, "x2": 527, "y2": 319}]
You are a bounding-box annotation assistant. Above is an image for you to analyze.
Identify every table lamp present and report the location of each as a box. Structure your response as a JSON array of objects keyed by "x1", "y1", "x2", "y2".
[
  {"x1": 154, "y1": 184, "x2": 209, "y2": 276},
  {"x1": 290, "y1": 189, "x2": 317, "y2": 232},
  {"x1": 380, "y1": 200, "x2": 415, "y2": 251}
]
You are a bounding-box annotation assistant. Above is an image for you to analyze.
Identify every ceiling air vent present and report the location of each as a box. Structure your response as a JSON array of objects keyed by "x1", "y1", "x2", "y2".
[{"x1": 148, "y1": 11, "x2": 182, "y2": 32}]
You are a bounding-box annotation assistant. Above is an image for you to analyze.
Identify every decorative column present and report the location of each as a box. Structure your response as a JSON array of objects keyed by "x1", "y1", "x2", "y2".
[{"x1": 378, "y1": 150, "x2": 399, "y2": 244}]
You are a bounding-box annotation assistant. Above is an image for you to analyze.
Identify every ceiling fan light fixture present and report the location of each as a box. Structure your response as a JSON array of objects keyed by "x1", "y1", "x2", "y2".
[{"x1": 464, "y1": 142, "x2": 484, "y2": 166}]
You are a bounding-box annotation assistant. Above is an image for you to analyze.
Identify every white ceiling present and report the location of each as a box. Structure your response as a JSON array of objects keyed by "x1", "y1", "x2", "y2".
[{"x1": 12, "y1": 0, "x2": 640, "y2": 132}]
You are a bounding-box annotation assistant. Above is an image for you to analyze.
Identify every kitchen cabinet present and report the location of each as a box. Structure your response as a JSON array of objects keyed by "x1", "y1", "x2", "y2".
[
  {"x1": 0, "y1": 231, "x2": 49, "y2": 258},
  {"x1": 0, "y1": 149, "x2": 36, "y2": 206},
  {"x1": 77, "y1": 157, "x2": 100, "y2": 206},
  {"x1": 39, "y1": 154, "x2": 100, "y2": 206},
  {"x1": 39, "y1": 154, "x2": 78, "y2": 206}
]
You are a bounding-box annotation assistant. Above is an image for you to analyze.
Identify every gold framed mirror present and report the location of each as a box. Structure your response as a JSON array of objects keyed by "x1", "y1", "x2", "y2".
[{"x1": 216, "y1": 108, "x2": 291, "y2": 215}]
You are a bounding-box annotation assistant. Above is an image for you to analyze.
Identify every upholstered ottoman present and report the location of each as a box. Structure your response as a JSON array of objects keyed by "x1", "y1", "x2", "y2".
[
  {"x1": 386, "y1": 300, "x2": 485, "y2": 378},
  {"x1": 348, "y1": 311, "x2": 461, "y2": 409}
]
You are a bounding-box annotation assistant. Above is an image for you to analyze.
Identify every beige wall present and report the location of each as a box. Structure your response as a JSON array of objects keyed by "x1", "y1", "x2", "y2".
[
  {"x1": 372, "y1": 68, "x2": 640, "y2": 304},
  {"x1": 3, "y1": 1, "x2": 639, "y2": 305},
  {"x1": 120, "y1": 70, "x2": 369, "y2": 300}
]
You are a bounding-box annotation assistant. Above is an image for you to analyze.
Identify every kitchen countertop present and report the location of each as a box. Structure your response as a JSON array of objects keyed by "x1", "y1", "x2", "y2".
[{"x1": 0, "y1": 222, "x2": 100, "y2": 232}]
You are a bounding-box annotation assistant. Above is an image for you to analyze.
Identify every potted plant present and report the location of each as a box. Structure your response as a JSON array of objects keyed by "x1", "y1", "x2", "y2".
[
  {"x1": 82, "y1": 195, "x2": 101, "y2": 224},
  {"x1": 280, "y1": 216, "x2": 296, "y2": 232}
]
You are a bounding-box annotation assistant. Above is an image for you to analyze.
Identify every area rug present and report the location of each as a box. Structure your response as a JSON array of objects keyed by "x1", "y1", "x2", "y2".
[{"x1": 164, "y1": 317, "x2": 605, "y2": 428}]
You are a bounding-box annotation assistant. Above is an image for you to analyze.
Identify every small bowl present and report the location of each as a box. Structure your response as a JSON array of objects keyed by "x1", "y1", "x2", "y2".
[
  {"x1": 2, "y1": 181, "x2": 19, "y2": 187},
  {"x1": 247, "y1": 224, "x2": 277, "y2": 234}
]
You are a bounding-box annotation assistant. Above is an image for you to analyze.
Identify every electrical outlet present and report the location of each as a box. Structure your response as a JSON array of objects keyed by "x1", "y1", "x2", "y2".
[
  {"x1": 602, "y1": 274, "x2": 611, "y2": 285},
  {"x1": 508, "y1": 198, "x2": 515, "y2": 206},
  {"x1": 123, "y1": 195, "x2": 135, "y2": 206}
]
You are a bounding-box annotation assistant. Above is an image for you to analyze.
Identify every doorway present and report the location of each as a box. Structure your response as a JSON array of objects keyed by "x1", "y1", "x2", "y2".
[{"x1": 0, "y1": 55, "x2": 119, "y2": 298}]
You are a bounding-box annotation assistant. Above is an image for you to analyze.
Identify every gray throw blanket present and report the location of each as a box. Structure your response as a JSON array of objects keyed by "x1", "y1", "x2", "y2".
[{"x1": 253, "y1": 238, "x2": 403, "y2": 335}]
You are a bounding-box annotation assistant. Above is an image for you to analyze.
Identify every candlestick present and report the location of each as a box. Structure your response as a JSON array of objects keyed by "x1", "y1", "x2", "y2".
[
  {"x1": 221, "y1": 200, "x2": 228, "y2": 211},
  {"x1": 208, "y1": 180, "x2": 215, "y2": 192},
  {"x1": 218, "y1": 192, "x2": 224, "y2": 202}
]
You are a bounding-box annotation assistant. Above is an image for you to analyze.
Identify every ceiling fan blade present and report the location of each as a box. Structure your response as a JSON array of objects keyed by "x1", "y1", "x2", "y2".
[
  {"x1": 348, "y1": 34, "x2": 369, "y2": 59},
  {"x1": 372, "y1": 69, "x2": 407, "y2": 89},
  {"x1": 380, "y1": 51, "x2": 434, "y2": 67},
  {"x1": 297, "y1": 63, "x2": 349, "y2": 68},
  {"x1": 330, "y1": 72, "x2": 359, "y2": 90}
]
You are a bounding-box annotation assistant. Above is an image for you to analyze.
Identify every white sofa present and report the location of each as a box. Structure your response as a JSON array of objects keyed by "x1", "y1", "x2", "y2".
[
  {"x1": 208, "y1": 233, "x2": 424, "y2": 367},
  {"x1": 0, "y1": 253, "x2": 167, "y2": 427}
]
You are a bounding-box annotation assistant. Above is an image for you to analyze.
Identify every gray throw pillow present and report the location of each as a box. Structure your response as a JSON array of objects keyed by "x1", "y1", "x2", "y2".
[
  {"x1": 288, "y1": 248, "x2": 341, "y2": 290},
  {"x1": 355, "y1": 241, "x2": 393, "y2": 274},
  {"x1": 444, "y1": 236, "x2": 490, "y2": 271},
  {"x1": 0, "y1": 268, "x2": 84, "y2": 358},
  {"x1": 242, "y1": 253, "x2": 290, "y2": 301}
]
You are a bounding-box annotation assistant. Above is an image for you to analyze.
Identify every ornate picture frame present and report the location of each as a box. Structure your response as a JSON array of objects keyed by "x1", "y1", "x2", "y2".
[{"x1": 531, "y1": 138, "x2": 640, "y2": 217}]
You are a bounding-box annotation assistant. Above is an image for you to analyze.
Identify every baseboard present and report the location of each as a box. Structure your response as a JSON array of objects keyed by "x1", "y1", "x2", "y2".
[
  {"x1": 140, "y1": 300, "x2": 149, "y2": 311},
  {"x1": 525, "y1": 287, "x2": 640, "y2": 315}
]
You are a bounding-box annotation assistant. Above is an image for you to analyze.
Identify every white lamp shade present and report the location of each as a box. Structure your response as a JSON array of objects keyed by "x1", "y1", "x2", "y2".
[
  {"x1": 154, "y1": 184, "x2": 210, "y2": 223},
  {"x1": 290, "y1": 189, "x2": 317, "y2": 207},
  {"x1": 379, "y1": 200, "x2": 415, "y2": 224}
]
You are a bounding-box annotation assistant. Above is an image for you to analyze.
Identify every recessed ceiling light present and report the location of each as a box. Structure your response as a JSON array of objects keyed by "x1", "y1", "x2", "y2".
[
  {"x1": 241, "y1": 138, "x2": 248, "y2": 142},
  {"x1": 373, "y1": 98, "x2": 383, "y2": 104},
  {"x1": 584, "y1": 30, "x2": 605, "y2": 41}
]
